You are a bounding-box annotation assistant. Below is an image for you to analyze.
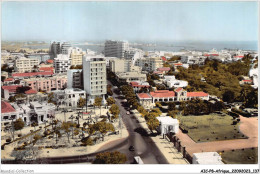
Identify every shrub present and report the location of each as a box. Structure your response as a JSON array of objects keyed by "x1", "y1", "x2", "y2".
[{"x1": 6, "y1": 138, "x2": 11, "y2": 143}]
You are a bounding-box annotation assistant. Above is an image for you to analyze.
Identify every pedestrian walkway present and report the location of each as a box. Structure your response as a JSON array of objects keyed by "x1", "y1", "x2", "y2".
[{"x1": 133, "y1": 110, "x2": 188, "y2": 164}]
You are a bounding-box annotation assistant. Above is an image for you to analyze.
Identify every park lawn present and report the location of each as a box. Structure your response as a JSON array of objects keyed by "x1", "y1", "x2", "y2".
[
  {"x1": 220, "y1": 148, "x2": 258, "y2": 164},
  {"x1": 177, "y1": 113, "x2": 247, "y2": 143}
]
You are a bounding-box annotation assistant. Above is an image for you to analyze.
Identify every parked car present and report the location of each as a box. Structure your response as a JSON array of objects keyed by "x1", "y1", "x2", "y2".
[
  {"x1": 129, "y1": 145, "x2": 135, "y2": 151},
  {"x1": 126, "y1": 111, "x2": 130, "y2": 115}
]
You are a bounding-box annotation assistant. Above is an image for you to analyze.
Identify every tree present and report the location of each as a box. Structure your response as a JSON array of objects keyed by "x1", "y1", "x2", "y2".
[
  {"x1": 109, "y1": 104, "x2": 120, "y2": 120},
  {"x1": 77, "y1": 97, "x2": 86, "y2": 109},
  {"x1": 17, "y1": 86, "x2": 31, "y2": 94},
  {"x1": 47, "y1": 92, "x2": 55, "y2": 104},
  {"x1": 106, "y1": 97, "x2": 115, "y2": 106},
  {"x1": 81, "y1": 136, "x2": 93, "y2": 146},
  {"x1": 1, "y1": 76, "x2": 6, "y2": 82},
  {"x1": 33, "y1": 134, "x2": 41, "y2": 145},
  {"x1": 137, "y1": 105, "x2": 148, "y2": 117},
  {"x1": 61, "y1": 122, "x2": 71, "y2": 143},
  {"x1": 150, "y1": 108, "x2": 162, "y2": 117},
  {"x1": 146, "y1": 117, "x2": 159, "y2": 133},
  {"x1": 222, "y1": 90, "x2": 235, "y2": 103},
  {"x1": 107, "y1": 85, "x2": 113, "y2": 96},
  {"x1": 93, "y1": 151, "x2": 127, "y2": 164},
  {"x1": 94, "y1": 96, "x2": 102, "y2": 116},
  {"x1": 8, "y1": 96, "x2": 16, "y2": 102},
  {"x1": 168, "y1": 110, "x2": 177, "y2": 119},
  {"x1": 94, "y1": 121, "x2": 115, "y2": 141},
  {"x1": 13, "y1": 118, "x2": 25, "y2": 133}
]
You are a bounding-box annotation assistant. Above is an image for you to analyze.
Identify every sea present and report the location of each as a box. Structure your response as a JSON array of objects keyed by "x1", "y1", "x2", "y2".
[{"x1": 23, "y1": 41, "x2": 258, "y2": 53}]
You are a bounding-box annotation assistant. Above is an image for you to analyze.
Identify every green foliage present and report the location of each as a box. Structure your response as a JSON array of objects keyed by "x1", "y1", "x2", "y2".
[
  {"x1": 13, "y1": 118, "x2": 25, "y2": 131},
  {"x1": 109, "y1": 104, "x2": 120, "y2": 119},
  {"x1": 168, "y1": 110, "x2": 177, "y2": 118},
  {"x1": 93, "y1": 151, "x2": 127, "y2": 164},
  {"x1": 47, "y1": 92, "x2": 55, "y2": 104},
  {"x1": 155, "y1": 102, "x2": 162, "y2": 108},
  {"x1": 81, "y1": 136, "x2": 93, "y2": 146},
  {"x1": 77, "y1": 97, "x2": 86, "y2": 108},
  {"x1": 107, "y1": 85, "x2": 113, "y2": 96},
  {"x1": 137, "y1": 105, "x2": 148, "y2": 117},
  {"x1": 150, "y1": 108, "x2": 162, "y2": 117},
  {"x1": 94, "y1": 97, "x2": 102, "y2": 107},
  {"x1": 146, "y1": 116, "x2": 159, "y2": 131},
  {"x1": 176, "y1": 58, "x2": 256, "y2": 103},
  {"x1": 106, "y1": 97, "x2": 115, "y2": 106},
  {"x1": 168, "y1": 55, "x2": 181, "y2": 61}
]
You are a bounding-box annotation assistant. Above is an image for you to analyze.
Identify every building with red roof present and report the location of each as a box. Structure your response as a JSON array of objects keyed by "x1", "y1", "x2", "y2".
[
  {"x1": 12, "y1": 71, "x2": 53, "y2": 78},
  {"x1": 150, "y1": 90, "x2": 176, "y2": 102},
  {"x1": 1, "y1": 85, "x2": 22, "y2": 99},
  {"x1": 3, "y1": 78, "x2": 14, "y2": 85},
  {"x1": 136, "y1": 93, "x2": 153, "y2": 109},
  {"x1": 130, "y1": 81, "x2": 150, "y2": 93},
  {"x1": 46, "y1": 59, "x2": 54, "y2": 64},
  {"x1": 187, "y1": 92, "x2": 209, "y2": 100},
  {"x1": 25, "y1": 89, "x2": 37, "y2": 94},
  {"x1": 157, "y1": 67, "x2": 171, "y2": 72},
  {"x1": 39, "y1": 67, "x2": 54, "y2": 73},
  {"x1": 161, "y1": 56, "x2": 167, "y2": 61},
  {"x1": 1, "y1": 101, "x2": 18, "y2": 126}
]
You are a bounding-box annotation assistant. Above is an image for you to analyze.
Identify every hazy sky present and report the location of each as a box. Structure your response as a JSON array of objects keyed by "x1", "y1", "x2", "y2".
[{"x1": 2, "y1": 1, "x2": 259, "y2": 42}]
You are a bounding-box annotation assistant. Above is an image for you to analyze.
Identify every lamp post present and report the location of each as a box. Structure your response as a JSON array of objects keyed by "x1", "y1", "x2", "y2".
[{"x1": 62, "y1": 108, "x2": 67, "y2": 122}]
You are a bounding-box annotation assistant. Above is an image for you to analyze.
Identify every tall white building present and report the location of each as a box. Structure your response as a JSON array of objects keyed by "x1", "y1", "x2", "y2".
[
  {"x1": 14, "y1": 57, "x2": 39, "y2": 73},
  {"x1": 83, "y1": 55, "x2": 107, "y2": 104},
  {"x1": 104, "y1": 40, "x2": 129, "y2": 58},
  {"x1": 54, "y1": 54, "x2": 71, "y2": 73},
  {"x1": 60, "y1": 42, "x2": 72, "y2": 55}
]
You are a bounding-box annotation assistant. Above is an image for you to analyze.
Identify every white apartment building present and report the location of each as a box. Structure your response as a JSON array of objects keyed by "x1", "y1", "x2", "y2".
[
  {"x1": 104, "y1": 40, "x2": 129, "y2": 58},
  {"x1": 163, "y1": 75, "x2": 188, "y2": 88},
  {"x1": 83, "y1": 56, "x2": 107, "y2": 104},
  {"x1": 68, "y1": 47, "x2": 86, "y2": 65},
  {"x1": 14, "y1": 57, "x2": 40, "y2": 73},
  {"x1": 54, "y1": 54, "x2": 71, "y2": 73},
  {"x1": 135, "y1": 57, "x2": 163, "y2": 72},
  {"x1": 109, "y1": 58, "x2": 132, "y2": 73},
  {"x1": 67, "y1": 69, "x2": 83, "y2": 89}
]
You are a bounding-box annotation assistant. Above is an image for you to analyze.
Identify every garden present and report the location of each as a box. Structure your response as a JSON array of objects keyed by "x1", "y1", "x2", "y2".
[
  {"x1": 177, "y1": 113, "x2": 247, "y2": 142},
  {"x1": 220, "y1": 148, "x2": 258, "y2": 164}
]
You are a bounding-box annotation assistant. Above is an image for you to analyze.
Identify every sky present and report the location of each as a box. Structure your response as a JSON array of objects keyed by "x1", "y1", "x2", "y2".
[{"x1": 1, "y1": 1, "x2": 259, "y2": 42}]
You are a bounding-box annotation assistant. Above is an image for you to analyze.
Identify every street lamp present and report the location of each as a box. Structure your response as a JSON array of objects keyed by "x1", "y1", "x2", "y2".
[{"x1": 62, "y1": 109, "x2": 67, "y2": 122}]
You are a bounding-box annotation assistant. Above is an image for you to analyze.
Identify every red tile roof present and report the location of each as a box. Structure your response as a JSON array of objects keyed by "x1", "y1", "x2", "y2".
[
  {"x1": 204, "y1": 54, "x2": 210, "y2": 57},
  {"x1": 130, "y1": 82, "x2": 139, "y2": 86},
  {"x1": 25, "y1": 89, "x2": 37, "y2": 94},
  {"x1": 137, "y1": 93, "x2": 152, "y2": 99},
  {"x1": 46, "y1": 59, "x2": 54, "y2": 64},
  {"x1": 157, "y1": 67, "x2": 170, "y2": 71},
  {"x1": 161, "y1": 56, "x2": 167, "y2": 61},
  {"x1": 210, "y1": 54, "x2": 219, "y2": 56},
  {"x1": 1, "y1": 101, "x2": 16, "y2": 113},
  {"x1": 39, "y1": 67, "x2": 54, "y2": 72},
  {"x1": 242, "y1": 79, "x2": 252, "y2": 82},
  {"x1": 150, "y1": 90, "x2": 175, "y2": 98},
  {"x1": 173, "y1": 63, "x2": 183, "y2": 66},
  {"x1": 2, "y1": 85, "x2": 22, "y2": 93},
  {"x1": 175, "y1": 87, "x2": 183, "y2": 93},
  {"x1": 4, "y1": 78, "x2": 14, "y2": 82},
  {"x1": 12, "y1": 71, "x2": 53, "y2": 77},
  {"x1": 234, "y1": 56, "x2": 244, "y2": 58},
  {"x1": 187, "y1": 92, "x2": 209, "y2": 97}
]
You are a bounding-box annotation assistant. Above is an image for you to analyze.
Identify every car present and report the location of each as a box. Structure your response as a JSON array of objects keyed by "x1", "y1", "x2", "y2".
[
  {"x1": 126, "y1": 111, "x2": 130, "y2": 115},
  {"x1": 129, "y1": 145, "x2": 135, "y2": 151}
]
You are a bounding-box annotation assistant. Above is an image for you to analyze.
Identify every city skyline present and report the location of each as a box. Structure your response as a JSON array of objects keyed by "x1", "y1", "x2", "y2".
[{"x1": 2, "y1": 1, "x2": 258, "y2": 42}]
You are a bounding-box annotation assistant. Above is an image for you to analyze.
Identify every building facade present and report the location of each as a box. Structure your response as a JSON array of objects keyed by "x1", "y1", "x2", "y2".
[
  {"x1": 23, "y1": 74, "x2": 67, "y2": 92},
  {"x1": 67, "y1": 69, "x2": 83, "y2": 89},
  {"x1": 54, "y1": 54, "x2": 71, "y2": 73},
  {"x1": 83, "y1": 56, "x2": 107, "y2": 104},
  {"x1": 135, "y1": 57, "x2": 164, "y2": 72},
  {"x1": 104, "y1": 40, "x2": 129, "y2": 58},
  {"x1": 68, "y1": 47, "x2": 86, "y2": 66},
  {"x1": 14, "y1": 57, "x2": 40, "y2": 73},
  {"x1": 109, "y1": 58, "x2": 132, "y2": 73}
]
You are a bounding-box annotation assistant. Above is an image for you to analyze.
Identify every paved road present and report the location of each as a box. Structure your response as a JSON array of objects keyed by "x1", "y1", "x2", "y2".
[
  {"x1": 2, "y1": 81, "x2": 168, "y2": 164},
  {"x1": 97, "y1": 81, "x2": 168, "y2": 164}
]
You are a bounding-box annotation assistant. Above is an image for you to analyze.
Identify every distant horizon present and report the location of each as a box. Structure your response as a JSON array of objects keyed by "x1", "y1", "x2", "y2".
[{"x1": 2, "y1": 1, "x2": 258, "y2": 42}]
